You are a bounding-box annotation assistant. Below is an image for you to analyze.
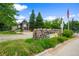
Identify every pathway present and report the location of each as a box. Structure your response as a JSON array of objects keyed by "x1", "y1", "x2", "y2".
[{"x1": 0, "y1": 32, "x2": 33, "y2": 42}]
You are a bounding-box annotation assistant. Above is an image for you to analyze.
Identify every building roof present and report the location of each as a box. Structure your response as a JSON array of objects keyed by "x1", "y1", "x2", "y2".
[{"x1": 16, "y1": 19, "x2": 27, "y2": 25}]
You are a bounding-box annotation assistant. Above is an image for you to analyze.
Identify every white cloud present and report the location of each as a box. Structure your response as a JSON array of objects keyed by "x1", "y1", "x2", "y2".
[
  {"x1": 15, "y1": 15, "x2": 26, "y2": 23},
  {"x1": 15, "y1": 15, "x2": 26, "y2": 20},
  {"x1": 77, "y1": 13, "x2": 79, "y2": 17},
  {"x1": 70, "y1": 14, "x2": 76, "y2": 18},
  {"x1": 44, "y1": 16, "x2": 57, "y2": 21},
  {"x1": 14, "y1": 4, "x2": 28, "y2": 11}
]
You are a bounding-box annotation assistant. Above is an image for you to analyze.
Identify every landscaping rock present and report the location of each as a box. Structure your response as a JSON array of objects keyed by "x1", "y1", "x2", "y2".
[{"x1": 33, "y1": 29, "x2": 60, "y2": 39}]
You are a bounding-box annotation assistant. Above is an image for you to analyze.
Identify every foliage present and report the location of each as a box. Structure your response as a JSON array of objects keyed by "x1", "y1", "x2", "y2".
[
  {"x1": 0, "y1": 3, "x2": 17, "y2": 31},
  {"x1": 43, "y1": 18, "x2": 64, "y2": 29},
  {"x1": 48, "y1": 37, "x2": 59, "y2": 47},
  {"x1": 57, "y1": 36, "x2": 68, "y2": 43},
  {"x1": 44, "y1": 20, "x2": 51, "y2": 28},
  {"x1": 51, "y1": 18, "x2": 62, "y2": 29},
  {"x1": 29, "y1": 10, "x2": 35, "y2": 31},
  {"x1": 64, "y1": 18, "x2": 79, "y2": 32},
  {"x1": 35, "y1": 12, "x2": 44, "y2": 28},
  {"x1": 62, "y1": 29, "x2": 74, "y2": 37},
  {"x1": 35, "y1": 17, "x2": 62, "y2": 29},
  {"x1": 0, "y1": 23, "x2": 11, "y2": 31}
]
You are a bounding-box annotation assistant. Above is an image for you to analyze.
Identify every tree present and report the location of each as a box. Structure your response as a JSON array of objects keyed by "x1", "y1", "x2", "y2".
[
  {"x1": 44, "y1": 20, "x2": 52, "y2": 29},
  {"x1": 0, "y1": 3, "x2": 17, "y2": 31},
  {"x1": 29, "y1": 10, "x2": 35, "y2": 31},
  {"x1": 64, "y1": 18, "x2": 79, "y2": 32},
  {"x1": 35, "y1": 12, "x2": 44, "y2": 28},
  {"x1": 51, "y1": 18, "x2": 62, "y2": 29}
]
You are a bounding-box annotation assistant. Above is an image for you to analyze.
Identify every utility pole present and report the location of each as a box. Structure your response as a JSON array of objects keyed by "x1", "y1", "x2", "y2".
[
  {"x1": 60, "y1": 18, "x2": 64, "y2": 33},
  {"x1": 67, "y1": 9, "x2": 70, "y2": 30},
  {"x1": 68, "y1": 17, "x2": 69, "y2": 30}
]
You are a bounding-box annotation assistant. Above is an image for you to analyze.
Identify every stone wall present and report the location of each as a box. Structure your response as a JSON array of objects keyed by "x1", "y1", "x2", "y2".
[{"x1": 33, "y1": 29, "x2": 60, "y2": 39}]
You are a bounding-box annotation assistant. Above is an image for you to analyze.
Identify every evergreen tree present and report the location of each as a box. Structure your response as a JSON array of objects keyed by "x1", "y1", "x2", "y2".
[
  {"x1": 29, "y1": 10, "x2": 35, "y2": 31},
  {"x1": 35, "y1": 12, "x2": 44, "y2": 28}
]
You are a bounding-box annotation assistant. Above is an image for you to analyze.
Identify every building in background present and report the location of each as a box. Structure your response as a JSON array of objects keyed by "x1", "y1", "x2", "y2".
[
  {"x1": 17, "y1": 20, "x2": 29, "y2": 32},
  {"x1": 12, "y1": 19, "x2": 29, "y2": 32}
]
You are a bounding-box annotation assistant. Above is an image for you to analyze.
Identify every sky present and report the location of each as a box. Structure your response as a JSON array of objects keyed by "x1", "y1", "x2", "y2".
[{"x1": 14, "y1": 3, "x2": 79, "y2": 23}]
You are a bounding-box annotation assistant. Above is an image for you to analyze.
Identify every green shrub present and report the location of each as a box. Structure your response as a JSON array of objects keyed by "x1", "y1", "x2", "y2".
[
  {"x1": 25, "y1": 39, "x2": 49, "y2": 54},
  {"x1": 25, "y1": 38, "x2": 34, "y2": 43},
  {"x1": 57, "y1": 36, "x2": 68, "y2": 43},
  {"x1": 62, "y1": 29, "x2": 74, "y2": 37},
  {"x1": 37, "y1": 39, "x2": 50, "y2": 49},
  {"x1": 25, "y1": 38, "x2": 59, "y2": 54},
  {"x1": 48, "y1": 38, "x2": 59, "y2": 47},
  {"x1": 28, "y1": 42, "x2": 44, "y2": 54},
  {"x1": 27, "y1": 39, "x2": 50, "y2": 49}
]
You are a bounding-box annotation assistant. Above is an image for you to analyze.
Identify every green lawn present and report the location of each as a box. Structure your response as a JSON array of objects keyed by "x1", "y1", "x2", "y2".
[
  {"x1": 0, "y1": 36, "x2": 69, "y2": 56},
  {"x1": 0, "y1": 31, "x2": 21, "y2": 35}
]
